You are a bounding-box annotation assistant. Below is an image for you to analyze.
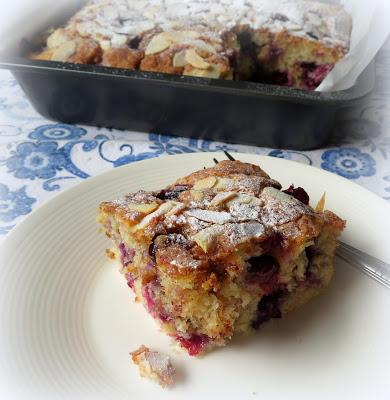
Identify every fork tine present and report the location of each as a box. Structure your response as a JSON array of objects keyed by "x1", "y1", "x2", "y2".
[
  {"x1": 213, "y1": 158, "x2": 219, "y2": 165},
  {"x1": 224, "y1": 151, "x2": 236, "y2": 161}
]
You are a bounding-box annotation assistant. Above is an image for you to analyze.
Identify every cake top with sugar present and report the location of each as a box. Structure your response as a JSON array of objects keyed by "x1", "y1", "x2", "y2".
[{"x1": 68, "y1": 0, "x2": 351, "y2": 51}]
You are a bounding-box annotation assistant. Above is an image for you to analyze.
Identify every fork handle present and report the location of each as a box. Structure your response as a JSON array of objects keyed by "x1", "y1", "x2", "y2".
[{"x1": 337, "y1": 241, "x2": 390, "y2": 289}]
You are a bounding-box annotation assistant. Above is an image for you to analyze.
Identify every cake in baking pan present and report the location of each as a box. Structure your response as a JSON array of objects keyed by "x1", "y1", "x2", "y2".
[
  {"x1": 97, "y1": 160, "x2": 345, "y2": 355},
  {"x1": 32, "y1": 0, "x2": 352, "y2": 90}
]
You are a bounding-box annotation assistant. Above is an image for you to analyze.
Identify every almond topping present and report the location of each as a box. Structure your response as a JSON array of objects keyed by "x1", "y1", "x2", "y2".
[
  {"x1": 99, "y1": 40, "x2": 111, "y2": 51},
  {"x1": 51, "y1": 40, "x2": 77, "y2": 62},
  {"x1": 47, "y1": 29, "x2": 69, "y2": 49},
  {"x1": 193, "y1": 225, "x2": 225, "y2": 252},
  {"x1": 172, "y1": 50, "x2": 188, "y2": 67},
  {"x1": 184, "y1": 49, "x2": 210, "y2": 69},
  {"x1": 186, "y1": 209, "x2": 233, "y2": 224},
  {"x1": 188, "y1": 39, "x2": 216, "y2": 55},
  {"x1": 315, "y1": 193, "x2": 326, "y2": 212},
  {"x1": 145, "y1": 34, "x2": 171, "y2": 55},
  {"x1": 193, "y1": 176, "x2": 217, "y2": 190},
  {"x1": 185, "y1": 64, "x2": 222, "y2": 79},
  {"x1": 189, "y1": 190, "x2": 205, "y2": 201},
  {"x1": 178, "y1": 30, "x2": 201, "y2": 40},
  {"x1": 209, "y1": 192, "x2": 237, "y2": 207},
  {"x1": 126, "y1": 202, "x2": 159, "y2": 214}
]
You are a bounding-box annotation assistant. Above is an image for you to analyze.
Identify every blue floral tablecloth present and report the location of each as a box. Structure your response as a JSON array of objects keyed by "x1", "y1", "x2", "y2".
[{"x1": 1, "y1": 40, "x2": 389, "y2": 238}]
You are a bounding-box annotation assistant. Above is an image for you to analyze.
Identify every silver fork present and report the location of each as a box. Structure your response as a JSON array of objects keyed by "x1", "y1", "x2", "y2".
[
  {"x1": 337, "y1": 242, "x2": 390, "y2": 289},
  {"x1": 218, "y1": 151, "x2": 390, "y2": 290}
]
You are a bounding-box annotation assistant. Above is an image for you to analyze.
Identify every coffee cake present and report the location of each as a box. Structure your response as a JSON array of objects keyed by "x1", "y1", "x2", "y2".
[
  {"x1": 97, "y1": 160, "x2": 345, "y2": 355},
  {"x1": 32, "y1": 0, "x2": 352, "y2": 89}
]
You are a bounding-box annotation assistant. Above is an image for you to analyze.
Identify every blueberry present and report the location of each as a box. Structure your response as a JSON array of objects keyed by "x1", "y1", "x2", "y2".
[{"x1": 155, "y1": 185, "x2": 190, "y2": 200}]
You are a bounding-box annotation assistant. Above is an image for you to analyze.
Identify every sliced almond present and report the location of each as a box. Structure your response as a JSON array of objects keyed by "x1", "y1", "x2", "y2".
[
  {"x1": 227, "y1": 193, "x2": 262, "y2": 206},
  {"x1": 185, "y1": 64, "x2": 222, "y2": 79},
  {"x1": 209, "y1": 192, "x2": 237, "y2": 207},
  {"x1": 127, "y1": 202, "x2": 159, "y2": 214},
  {"x1": 214, "y1": 177, "x2": 232, "y2": 190},
  {"x1": 47, "y1": 29, "x2": 69, "y2": 49},
  {"x1": 192, "y1": 225, "x2": 225, "y2": 252},
  {"x1": 134, "y1": 202, "x2": 176, "y2": 230},
  {"x1": 165, "y1": 202, "x2": 185, "y2": 216},
  {"x1": 157, "y1": 32, "x2": 177, "y2": 43},
  {"x1": 145, "y1": 34, "x2": 170, "y2": 55},
  {"x1": 186, "y1": 209, "x2": 233, "y2": 224},
  {"x1": 193, "y1": 176, "x2": 217, "y2": 190},
  {"x1": 261, "y1": 187, "x2": 298, "y2": 203},
  {"x1": 178, "y1": 30, "x2": 201, "y2": 40},
  {"x1": 189, "y1": 190, "x2": 205, "y2": 201},
  {"x1": 136, "y1": 21, "x2": 156, "y2": 32},
  {"x1": 184, "y1": 49, "x2": 210, "y2": 69},
  {"x1": 189, "y1": 39, "x2": 216, "y2": 55},
  {"x1": 172, "y1": 50, "x2": 188, "y2": 67},
  {"x1": 315, "y1": 193, "x2": 326, "y2": 212},
  {"x1": 99, "y1": 40, "x2": 111, "y2": 51},
  {"x1": 159, "y1": 30, "x2": 200, "y2": 43},
  {"x1": 51, "y1": 40, "x2": 77, "y2": 62}
]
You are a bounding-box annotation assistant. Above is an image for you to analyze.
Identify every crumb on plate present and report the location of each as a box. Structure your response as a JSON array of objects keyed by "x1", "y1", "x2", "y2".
[{"x1": 130, "y1": 345, "x2": 175, "y2": 388}]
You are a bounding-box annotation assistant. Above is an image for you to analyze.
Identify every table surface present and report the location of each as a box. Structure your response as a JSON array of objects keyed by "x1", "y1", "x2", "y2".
[{"x1": 1, "y1": 40, "x2": 389, "y2": 238}]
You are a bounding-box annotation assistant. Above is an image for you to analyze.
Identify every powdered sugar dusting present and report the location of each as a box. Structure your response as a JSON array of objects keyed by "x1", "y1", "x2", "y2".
[
  {"x1": 68, "y1": 0, "x2": 351, "y2": 50},
  {"x1": 131, "y1": 345, "x2": 175, "y2": 387},
  {"x1": 144, "y1": 350, "x2": 173, "y2": 374},
  {"x1": 260, "y1": 187, "x2": 312, "y2": 226},
  {"x1": 186, "y1": 209, "x2": 233, "y2": 224},
  {"x1": 229, "y1": 201, "x2": 261, "y2": 221},
  {"x1": 185, "y1": 215, "x2": 212, "y2": 233},
  {"x1": 217, "y1": 176, "x2": 280, "y2": 196},
  {"x1": 225, "y1": 222, "x2": 265, "y2": 244},
  {"x1": 103, "y1": 161, "x2": 316, "y2": 264}
]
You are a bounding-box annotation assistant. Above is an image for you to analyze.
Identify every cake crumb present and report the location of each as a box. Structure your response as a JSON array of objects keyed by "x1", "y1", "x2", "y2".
[
  {"x1": 105, "y1": 249, "x2": 116, "y2": 259},
  {"x1": 130, "y1": 345, "x2": 175, "y2": 388}
]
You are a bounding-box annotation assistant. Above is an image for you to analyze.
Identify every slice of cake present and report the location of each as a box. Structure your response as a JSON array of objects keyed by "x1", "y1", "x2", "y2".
[
  {"x1": 98, "y1": 160, "x2": 345, "y2": 356},
  {"x1": 31, "y1": 0, "x2": 351, "y2": 89}
]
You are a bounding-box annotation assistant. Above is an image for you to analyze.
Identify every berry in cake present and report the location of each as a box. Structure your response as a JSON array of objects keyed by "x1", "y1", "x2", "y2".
[
  {"x1": 98, "y1": 159, "x2": 345, "y2": 356},
  {"x1": 31, "y1": 0, "x2": 351, "y2": 90}
]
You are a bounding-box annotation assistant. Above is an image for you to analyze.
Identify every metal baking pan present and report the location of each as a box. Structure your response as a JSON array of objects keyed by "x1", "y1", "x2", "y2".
[{"x1": 0, "y1": 3, "x2": 375, "y2": 150}]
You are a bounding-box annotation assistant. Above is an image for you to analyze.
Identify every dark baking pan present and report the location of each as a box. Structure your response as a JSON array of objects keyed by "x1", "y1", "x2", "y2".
[{"x1": 0, "y1": 19, "x2": 375, "y2": 150}]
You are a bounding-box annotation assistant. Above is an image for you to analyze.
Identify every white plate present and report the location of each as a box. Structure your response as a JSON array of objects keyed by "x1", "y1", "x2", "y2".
[{"x1": 1, "y1": 153, "x2": 390, "y2": 400}]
